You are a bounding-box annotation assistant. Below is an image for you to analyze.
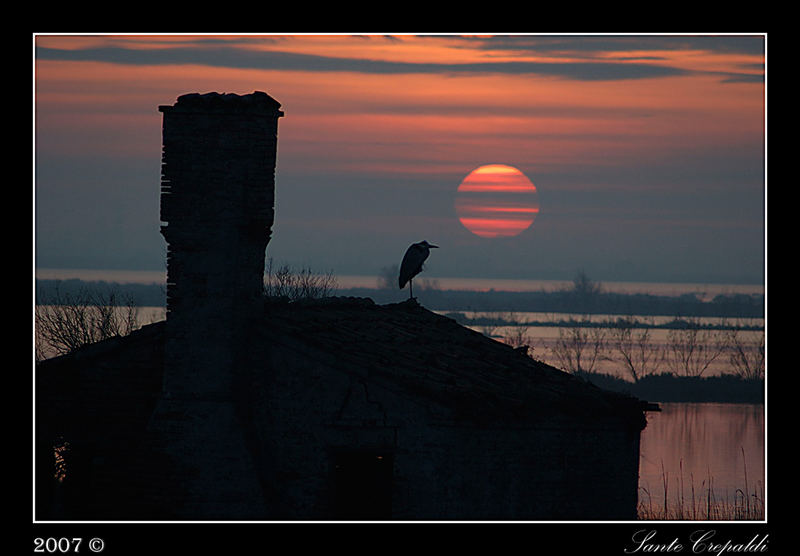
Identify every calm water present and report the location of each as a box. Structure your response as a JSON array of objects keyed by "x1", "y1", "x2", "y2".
[{"x1": 638, "y1": 402, "x2": 765, "y2": 518}]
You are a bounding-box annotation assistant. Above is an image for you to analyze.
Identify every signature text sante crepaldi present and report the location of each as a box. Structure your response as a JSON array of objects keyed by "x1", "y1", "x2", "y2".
[{"x1": 625, "y1": 529, "x2": 768, "y2": 555}]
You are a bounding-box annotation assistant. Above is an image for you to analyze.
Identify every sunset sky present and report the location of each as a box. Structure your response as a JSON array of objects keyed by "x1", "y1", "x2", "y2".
[{"x1": 33, "y1": 34, "x2": 766, "y2": 287}]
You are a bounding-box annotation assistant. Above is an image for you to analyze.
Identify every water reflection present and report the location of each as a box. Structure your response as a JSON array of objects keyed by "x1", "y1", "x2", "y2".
[{"x1": 639, "y1": 402, "x2": 764, "y2": 519}]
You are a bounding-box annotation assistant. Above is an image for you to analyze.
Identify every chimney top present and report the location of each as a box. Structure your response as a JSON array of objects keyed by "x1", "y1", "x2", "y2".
[{"x1": 159, "y1": 91, "x2": 283, "y2": 116}]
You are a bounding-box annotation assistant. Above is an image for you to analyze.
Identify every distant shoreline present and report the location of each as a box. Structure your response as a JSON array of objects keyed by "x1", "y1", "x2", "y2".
[
  {"x1": 34, "y1": 277, "x2": 765, "y2": 320},
  {"x1": 35, "y1": 269, "x2": 764, "y2": 298},
  {"x1": 574, "y1": 370, "x2": 764, "y2": 405}
]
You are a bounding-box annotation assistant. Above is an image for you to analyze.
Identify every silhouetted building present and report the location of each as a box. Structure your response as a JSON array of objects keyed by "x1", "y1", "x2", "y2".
[{"x1": 36, "y1": 92, "x2": 652, "y2": 521}]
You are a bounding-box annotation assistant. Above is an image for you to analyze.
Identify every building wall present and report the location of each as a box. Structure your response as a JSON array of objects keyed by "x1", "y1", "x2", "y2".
[
  {"x1": 252, "y1": 335, "x2": 641, "y2": 520},
  {"x1": 35, "y1": 324, "x2": 165, "y2": 520},
  {"x1": 393, "y1": 423, "x2": 640, "y2": 520}
]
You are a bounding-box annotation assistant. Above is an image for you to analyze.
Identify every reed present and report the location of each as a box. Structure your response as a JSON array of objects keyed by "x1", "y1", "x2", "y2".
[{"x1": 637, "y1": 454, "x2": 764, "y2": 520}]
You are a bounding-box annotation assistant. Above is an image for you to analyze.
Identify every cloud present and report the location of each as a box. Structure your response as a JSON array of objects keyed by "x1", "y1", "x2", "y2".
[
  {"x1": 461, "y1": 35, "x2": 765, "y2": 57},
  {"x1": 719, "y1": 72, "x2": 765, "y2": 84},
  {"x1": 36, "y1": 44, "x2": 694, "y2": 81}
]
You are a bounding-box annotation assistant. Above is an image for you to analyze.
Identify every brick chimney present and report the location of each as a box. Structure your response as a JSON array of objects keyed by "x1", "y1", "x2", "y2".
[
  {"x1": 158, "y1": 91, "x2": 283, "y2": 397},
  {"x1": 141, "y1": 92, "x2": 283, "y2": 518}
]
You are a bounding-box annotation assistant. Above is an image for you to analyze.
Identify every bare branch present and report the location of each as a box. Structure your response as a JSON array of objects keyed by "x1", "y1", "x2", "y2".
[
  {"x1": 550, "y1": 315, "x2": 606, "y2": 373},
  {"x1": 35, "y1": 283, "x2": 140, "y2": 359},
  {"x1": 608, "y1": 316, "x2": 662, "y2": 382},
  {"x1": 263, "y1": 258, "x2": 338, "y2": 300},
  {"x1": 665, "y1": 317, "x2": 727, "y2": 377},
  {"x1": 723, "y1": 324, "x2": 765, "y2": 380}
]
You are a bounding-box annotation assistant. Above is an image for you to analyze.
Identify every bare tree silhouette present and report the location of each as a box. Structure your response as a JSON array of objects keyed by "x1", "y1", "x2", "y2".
[
  {"x1": 608, "y1": 316, "x2": 663, "y2": 383},
  {"x1": 723, "y1": 322, "x2": 765, "y2": 380},
  {"x1": 377, "y1": 264, "x2": 399, "y2": 290},
  {"x1": 35, "y1": 284, "x2": 139, "y2": 360},
  {"x1": 664, "y1": 316, "x2": 727, "y2": 377},
  {"x1": 500, "y1": 312, "x2": 534, "y2": 353},
  {"x1": 263, "y1": 258, "x2": 338, "y2": 300},
  {"x1": 550, "y1": 316, "x2": 606, "y2": 373}
]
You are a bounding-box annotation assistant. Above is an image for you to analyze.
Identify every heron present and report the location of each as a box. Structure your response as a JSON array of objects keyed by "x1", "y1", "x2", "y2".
[{"x1": 399, "y1": 240, "x2": 439, "y2": 299}]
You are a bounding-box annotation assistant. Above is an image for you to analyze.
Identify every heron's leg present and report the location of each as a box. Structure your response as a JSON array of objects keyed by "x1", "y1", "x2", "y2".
[{"x1": 409, "y1": 278, "x2": 413, "y2": 299}]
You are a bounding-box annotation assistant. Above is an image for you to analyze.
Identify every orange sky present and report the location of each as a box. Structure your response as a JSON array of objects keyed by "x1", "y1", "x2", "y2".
[{"x1": 34, "y1": 34, "x2": 766, "y2": 284}]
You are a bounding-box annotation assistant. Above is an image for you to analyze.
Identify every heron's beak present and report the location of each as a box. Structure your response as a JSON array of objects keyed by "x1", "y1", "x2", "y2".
[{"x1": 429, "y1": 244, "x2": 439, "y2": 248}]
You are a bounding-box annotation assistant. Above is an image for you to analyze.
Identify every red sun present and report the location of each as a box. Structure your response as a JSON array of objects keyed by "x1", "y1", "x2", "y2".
[{"x1": 455, "y1": 164, "x2": 539, "y2": 238}]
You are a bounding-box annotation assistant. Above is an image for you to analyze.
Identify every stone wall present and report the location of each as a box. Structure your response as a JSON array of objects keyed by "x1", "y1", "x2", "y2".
[{"x1": 251, "y1": 329, "x2": 641, "y2": 520}]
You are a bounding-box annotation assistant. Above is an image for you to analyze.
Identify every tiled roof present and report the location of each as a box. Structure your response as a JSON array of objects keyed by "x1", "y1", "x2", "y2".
[
  {"x1": 36, "y1": 297, "x2": 647, "y2": 429},
  {"x1": 259, "y1": 297, "x2": 648, "y2": 428}
]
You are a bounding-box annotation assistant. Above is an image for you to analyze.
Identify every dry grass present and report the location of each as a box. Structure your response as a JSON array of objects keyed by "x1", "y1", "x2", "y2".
[{"x1": 638, "y1": 449, "x2": 764, "y2": 520}]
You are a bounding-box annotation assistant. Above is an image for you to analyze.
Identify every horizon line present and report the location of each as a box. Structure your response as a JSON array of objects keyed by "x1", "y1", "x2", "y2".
[{"x1": 35, "y1": 268, "x2": 765, "y2": 296}]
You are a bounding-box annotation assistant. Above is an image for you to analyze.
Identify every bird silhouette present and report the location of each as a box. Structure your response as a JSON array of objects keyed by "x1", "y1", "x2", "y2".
[{"x1": 399, "y1": 240, "x2": 439, "y2": 299}]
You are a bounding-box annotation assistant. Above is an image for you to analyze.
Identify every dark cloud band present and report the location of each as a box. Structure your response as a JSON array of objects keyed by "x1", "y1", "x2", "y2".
[{"x1": 36, "y1": 44, "x2": 699, "y2": 82}]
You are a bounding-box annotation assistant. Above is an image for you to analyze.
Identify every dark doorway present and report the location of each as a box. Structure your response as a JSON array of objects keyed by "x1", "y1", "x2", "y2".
[{"x1": 331, "y1": 449, "x2": 393, "y2": 520}]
